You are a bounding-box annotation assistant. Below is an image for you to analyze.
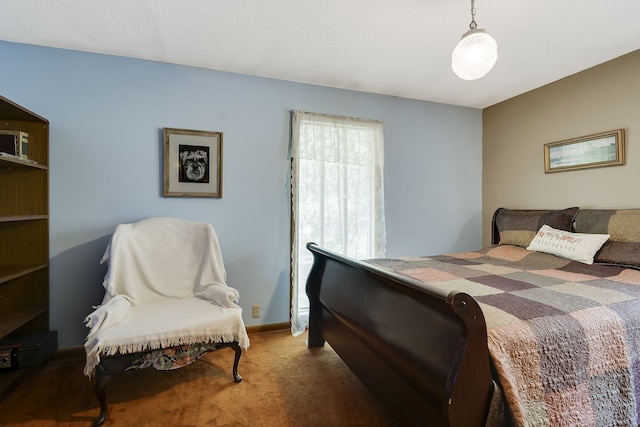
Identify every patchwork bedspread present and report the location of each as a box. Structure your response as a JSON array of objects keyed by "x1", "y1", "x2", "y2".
[{"x1": 368, "y1": 245, "x2": 640, "y2": 427}]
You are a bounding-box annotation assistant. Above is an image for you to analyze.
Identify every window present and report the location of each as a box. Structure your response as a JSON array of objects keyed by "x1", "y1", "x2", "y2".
[{"x1": 289, "y1": 111, "x2": 386, "y2": 335}]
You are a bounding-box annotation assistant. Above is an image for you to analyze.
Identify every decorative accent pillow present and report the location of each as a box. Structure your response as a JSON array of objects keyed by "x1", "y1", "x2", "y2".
[
  {"x1": 526, "y1": 224, "x2": 609, "y2": 264},
  {"x1": 494, "y1": 207, "x2": 579, "y2": 247},
  {"x1": 574, "y1": 209, "x2": 640, "y2": 268}
]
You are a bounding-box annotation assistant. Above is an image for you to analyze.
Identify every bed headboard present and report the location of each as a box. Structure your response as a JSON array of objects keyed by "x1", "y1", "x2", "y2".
[{"x1": 491, "y1": 207, "x2": 640, "y2": 269}]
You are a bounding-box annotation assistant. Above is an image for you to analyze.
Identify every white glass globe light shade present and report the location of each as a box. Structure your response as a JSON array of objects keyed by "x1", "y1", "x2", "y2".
[{"x1": 451, "y1": 28, "x2": 498, "y2": 80}]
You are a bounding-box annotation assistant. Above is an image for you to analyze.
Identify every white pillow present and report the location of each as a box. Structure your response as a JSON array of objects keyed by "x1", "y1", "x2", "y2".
[{"x1": 526, "y1": 224, "x2": 609, "y2": 264}]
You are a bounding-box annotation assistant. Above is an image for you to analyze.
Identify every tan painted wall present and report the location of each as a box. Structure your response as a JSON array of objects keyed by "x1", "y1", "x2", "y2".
[{"x1": 482, "y1": 50, "x2": 640, "y2": 246}]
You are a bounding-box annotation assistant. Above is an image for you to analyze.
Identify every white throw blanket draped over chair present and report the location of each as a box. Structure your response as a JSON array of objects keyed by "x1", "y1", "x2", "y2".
[{"x1": 84, "y1": 217, "x2": 250, "y2": 377}]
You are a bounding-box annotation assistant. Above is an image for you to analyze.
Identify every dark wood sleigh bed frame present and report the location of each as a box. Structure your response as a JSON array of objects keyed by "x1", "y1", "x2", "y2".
[{"x1": 304, "y1": 211, "x2": 507, "y2": 426}]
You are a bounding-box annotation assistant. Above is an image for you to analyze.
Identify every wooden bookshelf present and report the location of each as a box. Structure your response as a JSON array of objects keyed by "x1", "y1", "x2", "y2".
[{"x1": 0, "y1": 95, "x2": 54, "y2": 396}]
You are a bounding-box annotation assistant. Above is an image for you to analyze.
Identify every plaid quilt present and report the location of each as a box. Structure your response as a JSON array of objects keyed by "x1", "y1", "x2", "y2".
[{"x1": 368, "y1": 245, "x2": 640, "y2": 427}]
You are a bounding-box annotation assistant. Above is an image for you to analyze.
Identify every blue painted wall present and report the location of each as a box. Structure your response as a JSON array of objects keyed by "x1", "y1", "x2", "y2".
[{"x1": 0, "y1": 41, "x2": 482, "y2": 347}]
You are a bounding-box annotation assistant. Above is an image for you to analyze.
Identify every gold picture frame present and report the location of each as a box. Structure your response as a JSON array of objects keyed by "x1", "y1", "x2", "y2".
[
  {"x1": 163, "y1": 128, "x2": 222, "y2": 197},
  {"x1": 544, "y1": 129, "x2": 625, "y2": 173}
]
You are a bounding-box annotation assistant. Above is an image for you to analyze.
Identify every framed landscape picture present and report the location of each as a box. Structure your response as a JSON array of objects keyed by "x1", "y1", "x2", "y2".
[
  {"x1": 163, "y1": 127, "x2": 222, "y2": 197},
  {"x1": 544, "y1": 129, "x2": 625, "y2": 173}
]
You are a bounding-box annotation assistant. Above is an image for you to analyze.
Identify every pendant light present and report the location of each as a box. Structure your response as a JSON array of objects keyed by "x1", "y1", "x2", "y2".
[{"x1": 451, "y1": 0, "x2": 497, "y2": 80}]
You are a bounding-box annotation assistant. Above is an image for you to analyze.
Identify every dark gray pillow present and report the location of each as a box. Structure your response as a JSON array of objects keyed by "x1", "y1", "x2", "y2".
[
  {"x1": 574, "y1": 209, "x2": 640, "y2": 268},
  {"x1": 494, "y1": 207, "x2": 579, "y2": 247}
]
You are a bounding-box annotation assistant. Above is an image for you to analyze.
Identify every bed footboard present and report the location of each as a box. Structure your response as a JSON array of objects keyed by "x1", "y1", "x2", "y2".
[{"x1": 305, "y1": 243, "x2": 493, "y2": 426}]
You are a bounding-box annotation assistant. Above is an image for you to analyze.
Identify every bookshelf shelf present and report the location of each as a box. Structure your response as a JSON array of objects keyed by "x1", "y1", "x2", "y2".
[
  {"x1": 0, "y1": 154, "x2": 47, "y2": 170},
  {"x1": 0, "y1": 310, "x2": 47, "y2": 339},
  {"x1": 0, "y1": 264, "x2": 48, "y2": 285},
  {"x1": 0, "y1": 215, "x2": 48, "y2": 223}
]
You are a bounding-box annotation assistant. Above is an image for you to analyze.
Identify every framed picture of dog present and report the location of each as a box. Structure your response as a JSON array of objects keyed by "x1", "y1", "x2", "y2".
[{"x1": 163, "y1": 127, "x2": 222, "y2": 197}]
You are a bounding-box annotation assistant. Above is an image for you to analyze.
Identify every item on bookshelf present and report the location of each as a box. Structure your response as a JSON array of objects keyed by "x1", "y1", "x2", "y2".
[
  {"x1": 0, "y1": 130, "x2": 28, "y2": 159},
  {"x1": 0, "y1": 348, "x2": 18, "y2": 370},
  {"x1": 0, "y1": 134, "x2": 18, "y2": 156},
  {"x1": 0, "y1": 331, "x2": 57, "y2": 371}
]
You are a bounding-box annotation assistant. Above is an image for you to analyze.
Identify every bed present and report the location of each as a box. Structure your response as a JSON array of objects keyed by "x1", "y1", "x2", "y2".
[{"x1": 305, "y1": 207, "x2": 640, "y2": 426}]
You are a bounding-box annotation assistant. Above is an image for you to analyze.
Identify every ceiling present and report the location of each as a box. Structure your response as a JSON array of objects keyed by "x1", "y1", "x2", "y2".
[{"x1": 1, "y1": 0, "x2": 640, "y2": 109}]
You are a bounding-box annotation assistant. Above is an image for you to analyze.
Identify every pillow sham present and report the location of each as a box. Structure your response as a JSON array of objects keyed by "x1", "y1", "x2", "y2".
[
  {"x1": 574, "y1": 209, "x2": 640, "y2": 268},
  {"x1": 526, "y1": 224, "x2": 609, "y2": 264},
  {"x1": 493, "y1": 207, "x2": 579, "y2": 247}
]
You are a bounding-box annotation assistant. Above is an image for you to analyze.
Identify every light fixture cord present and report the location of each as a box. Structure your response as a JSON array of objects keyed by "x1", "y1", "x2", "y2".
[{"x1": 469, "y1": 0, "x2": 478, "y2": 29}]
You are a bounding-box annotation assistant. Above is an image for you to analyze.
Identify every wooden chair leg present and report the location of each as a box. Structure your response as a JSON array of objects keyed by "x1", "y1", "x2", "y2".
[
  {"x1": 93, "y1": 373, "x2": 112, "y2": 426},
  {"x1": 90, "y1": 343, "x2": 242, "y2": 425},
  {"x1": 230, "y1": 341, "x2": 242, "y2": 383}
]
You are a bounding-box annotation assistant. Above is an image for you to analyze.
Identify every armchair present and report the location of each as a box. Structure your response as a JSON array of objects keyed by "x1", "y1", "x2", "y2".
[{"x1": 83, "y1": 217, "x2": 250, "y2": 426}]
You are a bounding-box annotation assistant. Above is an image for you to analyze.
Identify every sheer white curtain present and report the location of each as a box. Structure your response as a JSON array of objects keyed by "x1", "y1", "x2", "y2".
[{"x1": 289, "y1": 111, "x2": 386, "y2": 336}]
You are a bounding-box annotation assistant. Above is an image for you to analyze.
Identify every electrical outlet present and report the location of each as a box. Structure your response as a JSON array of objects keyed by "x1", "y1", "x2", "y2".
[{"x1": 252, "y1": 305, "x2": 260, "y2": 318}]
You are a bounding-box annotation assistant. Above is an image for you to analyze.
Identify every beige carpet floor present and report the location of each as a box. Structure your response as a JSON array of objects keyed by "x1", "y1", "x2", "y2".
[{"x1": 0, "y1": 329, "x2": 396, "y2": 426}]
